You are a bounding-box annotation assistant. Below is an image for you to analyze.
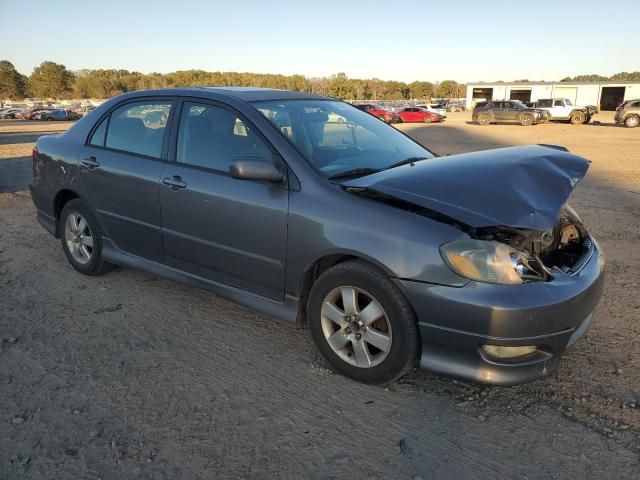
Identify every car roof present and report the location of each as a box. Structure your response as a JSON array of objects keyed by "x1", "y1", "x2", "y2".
[{"x1": 112, "y1": 86, "x2": 332, "y2": 103}]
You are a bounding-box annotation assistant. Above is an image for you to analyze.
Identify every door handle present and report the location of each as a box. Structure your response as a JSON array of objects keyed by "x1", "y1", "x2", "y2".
[
  {"x1": 162, "y1": 176, "x2": 187, "y2": 190},
  {"x1": 81, "y1": 156, "x2": 100, "y2": 169}
]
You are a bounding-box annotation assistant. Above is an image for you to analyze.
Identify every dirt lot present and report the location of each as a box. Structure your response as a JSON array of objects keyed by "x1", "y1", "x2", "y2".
[{"x1": 1, "y1": 115, "x2": 639, "y2": 479}]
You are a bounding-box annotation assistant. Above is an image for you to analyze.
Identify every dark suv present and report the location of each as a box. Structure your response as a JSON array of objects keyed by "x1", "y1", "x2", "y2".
[
  {"x1": 472, "y1": 100, "x2": 545, "y2": 126},
  {"x1": 30, "y1": 87, "x2": 604, "y2": 386}
]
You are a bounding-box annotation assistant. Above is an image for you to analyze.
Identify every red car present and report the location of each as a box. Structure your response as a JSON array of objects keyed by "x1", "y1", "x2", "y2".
[
  {"x1": 397, "y1": 107, "x2": 444, "y2": 123},
  {"x1": 22, "y1": 108, "x2": 52, "y2": 120},
  {"x1": 353, "y1": 103, "x2": 401, "y2": 123}
]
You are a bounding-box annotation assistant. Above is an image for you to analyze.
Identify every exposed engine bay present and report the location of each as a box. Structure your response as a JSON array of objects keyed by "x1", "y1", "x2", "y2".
[{"x1": 475, "y1": 207, "x2": 592, "y2": 281}]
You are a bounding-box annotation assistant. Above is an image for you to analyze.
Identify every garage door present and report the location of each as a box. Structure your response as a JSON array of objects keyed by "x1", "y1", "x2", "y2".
[{"x1": 554, "y1": 87, "x2": 578, "y2": 104}]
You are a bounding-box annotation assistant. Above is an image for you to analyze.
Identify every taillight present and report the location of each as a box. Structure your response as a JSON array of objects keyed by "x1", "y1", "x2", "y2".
[
  {"x1": 32, "y1": 146, "x2": 38, "y2": 162},
  {"x1": 616, "y1": 103, "x2": 625, "y2": 111}
]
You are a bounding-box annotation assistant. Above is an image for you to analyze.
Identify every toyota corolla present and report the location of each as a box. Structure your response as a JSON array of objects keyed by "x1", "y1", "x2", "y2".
[{"x1": 30, "y1": 87, "x2": 604, "y2": 386}]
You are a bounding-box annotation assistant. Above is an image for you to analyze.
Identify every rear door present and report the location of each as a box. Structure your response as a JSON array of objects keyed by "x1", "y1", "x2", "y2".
[
  {"x1": 503, "y1": 102, "x2": 520, "y2": 122},
  {"x1": 159, "y1": 99, "x2": 289, "y2": 301},
  {"x1": 79, "y1": 98, "x2": 175, "y2": 261}
]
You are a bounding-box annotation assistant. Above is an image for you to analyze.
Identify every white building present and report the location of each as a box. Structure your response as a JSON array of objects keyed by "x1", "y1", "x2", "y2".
[{"x1": 465, "y1": 81, "x2": 640, "y2": 111}]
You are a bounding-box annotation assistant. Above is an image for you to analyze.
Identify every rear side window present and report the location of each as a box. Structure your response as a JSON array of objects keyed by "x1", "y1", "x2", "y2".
[
  {"x1": 176, "y1": 102, "x2": 272, "y2": 172},
  {"x1": 89, "y1": 117, "x2": 108, "y2": 146},
  {"x1": 105, "y1": 101, "x2": 173, "y2": 158},
  {"x1": 632, "y1": 102, "x2": 640, "y2": 108},
  {"x1": 553, "y1": 99, "x2": 564, "y2": 106},
  {"x1": 537, "y1": 99, "x2": 552, "y2": 107}
]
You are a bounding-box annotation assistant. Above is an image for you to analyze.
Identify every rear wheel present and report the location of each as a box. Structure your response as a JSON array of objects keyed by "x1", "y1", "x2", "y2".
[
  {"x1": 60, "y1": 199, "x2": 114, "y2": 276},
  {"x1": 477, "y1": 114, "x2": 490, "y2": 125},
  {"x1": 624, "y1": 115, "x2": 639, "y2": 128},
  {"x1": 308, "y1": 260, "x2": 419, "y2": 385},
  {"x1": 519, "y1": 114, "x2": 534, "y2": 126},
  {"x1": 570, "y1": 111, "x2": 585, "y2": 124}
]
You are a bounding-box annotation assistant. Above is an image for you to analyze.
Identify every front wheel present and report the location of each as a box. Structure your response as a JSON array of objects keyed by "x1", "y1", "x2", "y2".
[
  {"x1": 60, "y1": 199, "x2": 114, "y2": 276},
  {"x1": 519, "y1": 114, "x2": 534, "y2": 126},
  {"x1": 570, "y1": 111, "x2": 585, "y2": 124},
  {"x1": 308, "y1": 260, "x2": 419, "y2": 385}
]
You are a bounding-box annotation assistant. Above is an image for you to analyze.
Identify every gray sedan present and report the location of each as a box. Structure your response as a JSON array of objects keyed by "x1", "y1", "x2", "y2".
[{"x1": 30, "y1": 88, "x2": 604, "y2": 386}]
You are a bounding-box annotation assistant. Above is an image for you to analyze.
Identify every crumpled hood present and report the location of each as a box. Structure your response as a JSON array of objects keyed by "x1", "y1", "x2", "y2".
[{"x1": 343, "y1": 145, "x2": 590, "y2": 231}]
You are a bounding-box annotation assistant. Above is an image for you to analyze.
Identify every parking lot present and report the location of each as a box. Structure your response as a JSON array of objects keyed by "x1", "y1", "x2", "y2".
[{"x1": 1, "y1": 114, "x2": 639, "y2": 479}]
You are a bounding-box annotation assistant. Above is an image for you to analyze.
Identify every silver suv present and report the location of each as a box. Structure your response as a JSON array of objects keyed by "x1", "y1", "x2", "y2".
[{"x1": 615, "y1": 99, "x2": 640, "y2": 128}]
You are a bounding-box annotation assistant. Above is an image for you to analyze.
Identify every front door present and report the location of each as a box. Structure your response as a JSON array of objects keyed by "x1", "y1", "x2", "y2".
[
  {"x1": 159, "y1": 100, "x2": 289, "y2": 301},
  {"x1": 79, "y1": 99, "x2": 174, "y2": 261}
]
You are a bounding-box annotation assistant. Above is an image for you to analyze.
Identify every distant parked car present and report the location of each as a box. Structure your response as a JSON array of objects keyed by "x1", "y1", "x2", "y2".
[
  {"x1": 614, "y1": 99, "x2": 640, "y2": 128},
  {"x1": 0, "y1": 108, "x2": 23, "y2": 119},
  {"x1": 42, "y1": 109, "x2": 82, "y2": 121},
  {"x1": 23, "y1": 108, "x2": 52, "y2": 120},
  {"x1": 416, "y1": 104, "x2": 447, "y2": 117},
  {"x1": 472, "y1": 100, "x2": 545, "y2": 126},
  {"x1": 353, "y1": 103, "x2": 401, "y2": 123},
  {"x1": 533, "y1": 98, "x2": 598, "y2": 124},
  {"x1": 445, "y1": 102, "x2": 465, "y2": 112},
  {"x1": 397, "y1": 107, "x2": 443, "y2": 123}
]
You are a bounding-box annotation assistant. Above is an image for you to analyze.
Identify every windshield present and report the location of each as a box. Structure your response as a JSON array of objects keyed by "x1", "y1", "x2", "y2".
[{"x1": 252, "y1": 100, "x2": 434, "y2": 178}]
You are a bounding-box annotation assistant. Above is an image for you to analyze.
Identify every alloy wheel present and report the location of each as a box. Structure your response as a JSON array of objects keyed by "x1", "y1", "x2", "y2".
[
  {"x1": 64, "y1": 212, "x2": 94, "y2": 265},
  {"x1": 320, "y1": 286, "x2": 392, "y2": 368}
]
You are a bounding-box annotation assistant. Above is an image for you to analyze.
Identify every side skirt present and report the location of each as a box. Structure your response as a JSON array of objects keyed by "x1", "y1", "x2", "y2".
[{"x1": 101, "y1": 238, "x2": 300, "y2": 325}]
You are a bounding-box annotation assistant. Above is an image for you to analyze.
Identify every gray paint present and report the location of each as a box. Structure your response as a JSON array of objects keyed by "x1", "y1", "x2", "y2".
[{"x1": 30, "y1": 87, "x2": 605, "y2": 386}]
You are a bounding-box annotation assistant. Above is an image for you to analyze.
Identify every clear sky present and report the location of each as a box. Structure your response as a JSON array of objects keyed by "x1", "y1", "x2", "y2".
[{"x1": 1, "y1": 0, "x2": 638, "y2": 83}]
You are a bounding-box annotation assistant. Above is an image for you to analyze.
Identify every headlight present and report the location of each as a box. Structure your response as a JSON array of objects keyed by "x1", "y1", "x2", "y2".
[{"x1": 440, "y1": 240, "x2": 543, "y2": 285}]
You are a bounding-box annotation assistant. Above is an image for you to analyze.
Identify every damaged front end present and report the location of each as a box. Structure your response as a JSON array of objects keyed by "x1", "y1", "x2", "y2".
[
  {"x1": 466, "y1": 206, "x2": 593, "y2": 284},
  {"x1": 343, "y1": 145, "x2": 595, "y2": 285}
]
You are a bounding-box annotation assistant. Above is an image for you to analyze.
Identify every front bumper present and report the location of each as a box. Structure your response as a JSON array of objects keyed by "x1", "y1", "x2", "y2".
[{"x1": 394, "y1": 239, "x2": 605, "y2": 386}]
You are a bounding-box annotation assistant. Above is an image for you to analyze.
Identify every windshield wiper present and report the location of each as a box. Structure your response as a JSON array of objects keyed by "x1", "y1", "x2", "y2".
[
  {"x1": 328, "y1": 167, "x2": 381, "y2": 180},
  {"x1": 385, "y1": 156, "x2": 430, "y2": 170}
]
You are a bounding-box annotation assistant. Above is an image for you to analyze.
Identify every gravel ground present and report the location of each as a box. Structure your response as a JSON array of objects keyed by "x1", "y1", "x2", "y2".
[{"x1": 1, "y1": 116, "x2": 639, "y2": 479}]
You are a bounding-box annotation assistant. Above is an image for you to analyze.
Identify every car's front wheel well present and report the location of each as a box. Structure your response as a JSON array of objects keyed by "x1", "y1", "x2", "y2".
[
  {"x1": 53, "y1": 189, "x2": 81, "y2": 236},
  {"x1": 296, "y1": 254, "x2": 361, "y2": 326}
]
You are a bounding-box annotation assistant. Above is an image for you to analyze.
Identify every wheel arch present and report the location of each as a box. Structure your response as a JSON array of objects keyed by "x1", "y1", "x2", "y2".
[
  {"x1": 52, "y1": 188, "x2": 82, "y2": 237},
  {"x1": 295, "y1": 252, "x2": 396, "y2": 326}
]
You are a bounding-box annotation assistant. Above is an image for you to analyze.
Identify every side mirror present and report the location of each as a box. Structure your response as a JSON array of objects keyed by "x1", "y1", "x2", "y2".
[{"x1": 229, "y1": 157, "x2": 284, "y2": 183}]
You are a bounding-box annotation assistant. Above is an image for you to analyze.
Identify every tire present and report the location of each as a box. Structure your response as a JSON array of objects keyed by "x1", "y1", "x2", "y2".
[
  {"x1": 477, "y1": 114, "x2": 490, "y2": 126},
  {"x1": 59, "y1": 199, "x2": 114, "y2": 276},
  {"x1": 308, "y1": 260, "x2": 419, "y2": 385},
  {"x1": 519, "y1": 114, "x2": 534, "y2": 126},
  {"x1": 624, "y1": 115, "x2": 639, "y2": 128},
  {"x1": 570, "y1": 111, "x2": 585, "y2": 125}
]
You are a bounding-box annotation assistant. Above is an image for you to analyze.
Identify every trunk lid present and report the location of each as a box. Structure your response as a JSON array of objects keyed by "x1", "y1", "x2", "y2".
[{"x1": 343, "y1": 145, "x2": 590, "y2": 231}]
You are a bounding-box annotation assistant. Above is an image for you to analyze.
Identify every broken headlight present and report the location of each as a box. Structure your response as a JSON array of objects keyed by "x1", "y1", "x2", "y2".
[{"x1": 440, "y1": 240, "x2": 546, "y2": 285}]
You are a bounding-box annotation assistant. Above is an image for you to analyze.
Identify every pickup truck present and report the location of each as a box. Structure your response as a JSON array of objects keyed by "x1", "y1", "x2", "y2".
[{"x1": 533, "y1": 98, "x2": 598, "y2": 124}]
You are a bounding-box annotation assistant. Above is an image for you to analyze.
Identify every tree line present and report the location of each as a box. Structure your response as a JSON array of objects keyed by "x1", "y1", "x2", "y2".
[
  {"x1": 2, "y1": 60, "x2": 640, "y2": 102},
  {"x1": 0, "y1": 60, "x2": 465, "y2": 101}
]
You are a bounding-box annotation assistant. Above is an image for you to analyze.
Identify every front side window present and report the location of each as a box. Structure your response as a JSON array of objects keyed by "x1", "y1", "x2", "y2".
[
  {"x1": 176, "y1": 102, "x2": 272, "y2": 172},
  {"x1": 105, "y1": 101, "x2": 173, "y2": 158},
  {"x1": 252, "y1": 100, "x2": 434, "y2": 179}
]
